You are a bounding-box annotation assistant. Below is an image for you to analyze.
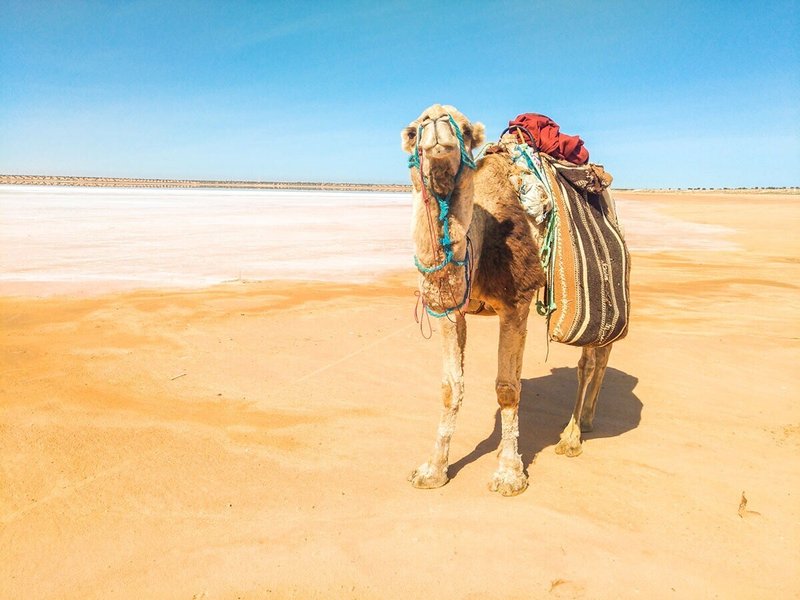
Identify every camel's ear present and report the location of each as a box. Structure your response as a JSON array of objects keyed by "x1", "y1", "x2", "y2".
[
  {"x1": 467, "y1": 121, "x2": 485, "y2": 150},
  {"x1": 401, "y1": 125, "x2": 417, "y2": 153}
]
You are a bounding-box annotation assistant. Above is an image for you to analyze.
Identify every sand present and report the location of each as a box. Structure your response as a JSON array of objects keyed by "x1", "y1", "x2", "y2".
[{"x1": 1, "y1": 190, "x2": 799, "y2": 599}]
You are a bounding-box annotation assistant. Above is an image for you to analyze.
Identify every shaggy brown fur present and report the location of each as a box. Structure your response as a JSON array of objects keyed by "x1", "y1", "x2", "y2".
[{"x1": 469, "y1": 153, "x2": 546, "y2": 312}]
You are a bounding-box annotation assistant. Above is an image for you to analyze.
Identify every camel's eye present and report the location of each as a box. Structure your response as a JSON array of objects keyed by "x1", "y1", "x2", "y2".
[
  {"x1": 401, "y1": 125, "x2": 419, "y2": 152},
  {"x1": 462, "y1": 124, "x2": 472, "y2": 139}
]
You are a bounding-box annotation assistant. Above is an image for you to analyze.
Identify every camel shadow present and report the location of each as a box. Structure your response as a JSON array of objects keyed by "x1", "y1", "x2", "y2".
[{"x1": 449, "y1": 367, "x2": 642, "y2": 478}]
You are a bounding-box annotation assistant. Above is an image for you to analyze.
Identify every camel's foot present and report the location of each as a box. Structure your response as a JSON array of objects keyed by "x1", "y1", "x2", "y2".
[
  {"x1": 555, "y1": 417, "x2": 583, "y2": 457},
  {"x1": 580, "y1": 418, "x2": 594, "y2": 433},
  {"x1": 488, "y1": 464, "x2": 528, "y2": 497},
  {"x1": 408, "y1": 462, "x2": 448, "y2": 489}
]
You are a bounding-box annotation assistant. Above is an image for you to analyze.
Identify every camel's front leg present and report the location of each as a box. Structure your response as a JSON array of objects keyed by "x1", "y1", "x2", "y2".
[
  {"x1": 409, "y1": 314, "x2": 466, "y2": 489},
  {"x1": 489, "y1": 306, "x2": 530, "y2": 496},
  {"x1": 555, "y1": 344, "x2": 613, "y2": 457}
]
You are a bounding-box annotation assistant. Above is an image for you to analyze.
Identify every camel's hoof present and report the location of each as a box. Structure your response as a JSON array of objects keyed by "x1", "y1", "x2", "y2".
[
  {"x1": 488, "y1": 469, "x2": 528, "y2": 497},
  {"x1": 408, "y1": 463, "x2": 448, "y2": 489},
  {"x1": 554, "y1": 437, "x2": 583, "y2": 457},
  {"x1": 556, "y1": 417, "x2": 584, "y2": 457},
  {"x1": 580, "y1": 420, "x2": 594, "y2": 433}
]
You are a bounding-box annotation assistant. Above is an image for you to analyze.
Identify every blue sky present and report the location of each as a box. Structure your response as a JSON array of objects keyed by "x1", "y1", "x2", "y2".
[{"x1": 1, "y1": 1, "x2": 798, "y2": 188}]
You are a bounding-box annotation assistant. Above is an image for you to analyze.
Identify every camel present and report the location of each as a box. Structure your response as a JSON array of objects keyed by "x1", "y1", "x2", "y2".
[{"x1": 401, "y1": 104, "x2": 613, "y2": 496}]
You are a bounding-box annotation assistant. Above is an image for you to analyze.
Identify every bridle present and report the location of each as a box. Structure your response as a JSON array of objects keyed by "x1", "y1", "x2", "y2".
[{"x1": 407, "y1": 114, "x2": 477, "y2": 319}]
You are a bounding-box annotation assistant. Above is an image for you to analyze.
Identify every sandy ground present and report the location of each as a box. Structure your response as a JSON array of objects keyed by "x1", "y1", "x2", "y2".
[{"x1": 1, "y1": 191, "x2": 799, "y2": 599}]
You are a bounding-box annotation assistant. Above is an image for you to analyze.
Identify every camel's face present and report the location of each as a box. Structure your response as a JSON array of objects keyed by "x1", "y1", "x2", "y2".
[{"x1": 401, "y1": 104, "x2": 485, "y2": 182}]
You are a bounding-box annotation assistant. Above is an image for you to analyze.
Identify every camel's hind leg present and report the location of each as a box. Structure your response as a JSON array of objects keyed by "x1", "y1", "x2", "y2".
[
  {"x1": 555, "y1": 344, "x2": 613, "y2": 457},
  {"x1": 409, "y1": 314, "x2": 466, "y2": 489},
  {"x1": 488, "y1": 305, "x2": 530, "y2": 496}
]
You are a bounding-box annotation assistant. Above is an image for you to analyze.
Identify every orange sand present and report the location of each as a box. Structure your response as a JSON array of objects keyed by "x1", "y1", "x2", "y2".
[{"x1": 1, "y1": 192, "x2": 799, "y2": 598}]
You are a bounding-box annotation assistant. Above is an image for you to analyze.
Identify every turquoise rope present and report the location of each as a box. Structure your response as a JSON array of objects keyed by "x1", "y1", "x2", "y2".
[
  {"x1": 535, "y1": 207, "x2": 558, "y2": 317},
  {"x1": 407, "y1": 114, "x2": 477, "y2": 317},
  {"x1": 449, "y1": 114, "x2": 476, "y2": 170},
  {"x1": 408, "y1": 115, "x2": 475, "y2": 172},
  {"x1": 508, "y1": 143, "x2": 559, "y2": 317},
  {"x1": 408, "y1": 124, "x2": 422, "y2": 170},
  {"x1": 422, "y1": 246, "x2": 472, "y2": 318},
  {"x1": 531, "y1": 150, "x2": 558, "y2": 318},
  {"x1": 409, "y1": 114, "x2": 476, "y2": 275},
  {"x1": 506, "y1": 142, "x2": 559, "y2": 317},
  {"x1": 514, "y1": 143, "x2": 549, "y2": 191},
  {"x1": 413, "y1": 194, "x2": 465, "y2": 273}
]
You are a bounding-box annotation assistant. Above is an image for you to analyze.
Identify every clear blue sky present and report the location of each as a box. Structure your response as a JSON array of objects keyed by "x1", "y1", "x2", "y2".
[{"x1": 1, "y1": 1, "x2": 798, "y2": 188}]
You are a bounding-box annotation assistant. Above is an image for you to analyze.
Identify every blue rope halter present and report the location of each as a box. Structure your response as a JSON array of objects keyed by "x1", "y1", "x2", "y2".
[
  {"x1": 408, "y1": 114, "x2": 477, "y2": 318},
  {"x1": 408, "y1": 114, "x2": 477, "y2": 173}
]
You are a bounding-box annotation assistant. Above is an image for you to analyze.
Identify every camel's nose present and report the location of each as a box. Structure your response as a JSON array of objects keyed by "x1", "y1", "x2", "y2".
[{"x1": 419, "y1": 118, "x2": 457, "y2": 156}]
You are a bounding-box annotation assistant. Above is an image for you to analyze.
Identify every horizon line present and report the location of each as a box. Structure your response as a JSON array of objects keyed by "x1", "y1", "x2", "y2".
[
  {"x1": 1, "y1": 174, "x2": 798, "y2": 194},
  {"x1": 0, "y1": 174, "x2": 411, "y2": 192}
]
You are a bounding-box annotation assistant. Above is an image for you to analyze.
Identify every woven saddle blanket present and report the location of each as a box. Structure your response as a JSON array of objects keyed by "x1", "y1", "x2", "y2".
[
  {"x1": 490, "y1": 138, "x2": 630, "y2": 347},
  {"x1": 542, "y1": 154, "x2": 630, "y2": 347}
]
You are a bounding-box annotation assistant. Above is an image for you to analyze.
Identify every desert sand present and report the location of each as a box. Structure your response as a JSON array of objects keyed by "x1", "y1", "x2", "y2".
[{"x1": 1, "y1": 190, "x2": 799, "y2": 599}]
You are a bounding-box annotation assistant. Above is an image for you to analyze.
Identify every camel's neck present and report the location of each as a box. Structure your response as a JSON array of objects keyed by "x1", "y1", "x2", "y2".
[{"x1": 411, "y1": 166, "x2": 474, "y2": 269}]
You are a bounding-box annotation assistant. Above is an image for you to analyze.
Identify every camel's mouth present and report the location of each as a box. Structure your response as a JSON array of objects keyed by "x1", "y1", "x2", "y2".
[
  {"x1": 418, "y1": 139, "x2": 461, "y2": 189},
  {"x1": 422, "y1": 155, "x2": 459, "y2": 198}
]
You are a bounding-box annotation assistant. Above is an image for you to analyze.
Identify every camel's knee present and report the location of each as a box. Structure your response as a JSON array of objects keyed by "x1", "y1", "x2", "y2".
[
  {"x1": 495, "y1": 382, "x2": 519, "y2": 409},
  {"x1": 441, "y1": 382, "x2": 453, "y2": 408},
  {"x1": 441, "y1": 377, "x2": 463, "y2": 410}
]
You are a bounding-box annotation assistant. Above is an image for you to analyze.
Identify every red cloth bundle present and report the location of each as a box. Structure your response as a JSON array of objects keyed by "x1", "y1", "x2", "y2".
[{"x1": 507, "y1": 113, "x2": 590, "y2": 165}]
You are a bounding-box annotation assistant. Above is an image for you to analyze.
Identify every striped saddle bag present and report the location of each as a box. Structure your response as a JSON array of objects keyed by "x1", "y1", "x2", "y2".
[{"x1": 538, "y1": 154, "x2": 631, "y2": 347}]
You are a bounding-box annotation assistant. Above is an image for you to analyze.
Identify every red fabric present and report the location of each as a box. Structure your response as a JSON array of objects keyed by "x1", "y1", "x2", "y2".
[{"x1": 507, "y1": 113, "x2": 590, "y2": 165}]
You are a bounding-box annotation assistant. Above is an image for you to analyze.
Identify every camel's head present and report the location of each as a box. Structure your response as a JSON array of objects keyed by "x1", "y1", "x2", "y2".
[{"x1": 401, "y1": 104, "x2": 485, "y2": 193}]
